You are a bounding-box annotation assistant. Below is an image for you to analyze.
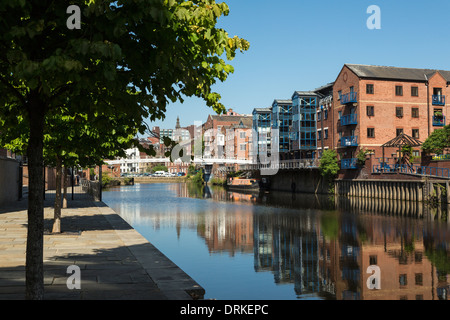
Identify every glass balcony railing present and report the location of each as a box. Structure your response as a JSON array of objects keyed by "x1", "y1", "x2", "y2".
[
  {"x1": 340, "y1": 92, "x2": 357, "y2": 104},
  {"x1": 340, "y1": 113, "x2": 357, "y2": 126},
  {"x1": 432, "y1": 95, "x2": 446, "y2": 106},
  {"x1": 341, "y1": 158, "x2": 358, "y2": 169},
  {"x1": 341, "y1": 136, "x2": 358, "y2": 147},
  {"x1": 433, "y1": 116, "x2": 445, "y2": 127}
]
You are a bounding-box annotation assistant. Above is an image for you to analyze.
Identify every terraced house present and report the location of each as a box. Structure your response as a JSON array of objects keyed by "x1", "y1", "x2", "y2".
[{"x1": 334, "y1": 64, "x2": 450, "y2": 169}]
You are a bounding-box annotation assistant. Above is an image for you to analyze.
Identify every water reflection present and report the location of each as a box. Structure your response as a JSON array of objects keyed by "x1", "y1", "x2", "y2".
[{"x1": 103, "y1": 183, "x2": 449, "y2": 300}]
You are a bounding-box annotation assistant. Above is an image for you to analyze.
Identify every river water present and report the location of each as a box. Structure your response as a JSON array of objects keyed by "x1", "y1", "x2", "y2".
[{"x1": 102, "y1": 182, "x2": 449, "y2": 300}]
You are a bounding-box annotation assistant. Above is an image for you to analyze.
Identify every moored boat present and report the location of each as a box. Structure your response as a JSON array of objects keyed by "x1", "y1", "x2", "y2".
[{"x1": 226, "y1": 177, "x2": 261, "y2": 192}]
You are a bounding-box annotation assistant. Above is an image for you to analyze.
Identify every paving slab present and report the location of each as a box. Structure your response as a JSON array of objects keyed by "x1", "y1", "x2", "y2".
[{"x1": 0, "y1": 190, "x2": 205, "y2": 300}]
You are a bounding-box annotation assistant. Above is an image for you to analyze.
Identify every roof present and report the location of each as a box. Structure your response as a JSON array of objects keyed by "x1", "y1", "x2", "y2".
[
  {"x1": 345, "y1": 64, "x2": 450, "y2": 82},
  {"x1": 272, "y1": 99, "x2": 292, "y2": 106},
  {"x1": 292, "y1": 91, "x2": 317, "y2": 97},
  {"x1": 381, "y1": 133, "x2": 423, "y2": 148},
  {"x1": 209, "y1": 115, "x2": 245, "y2": 123},
  {"x1": 253, "y1": 107, "x2": 272, "y2": 113}
]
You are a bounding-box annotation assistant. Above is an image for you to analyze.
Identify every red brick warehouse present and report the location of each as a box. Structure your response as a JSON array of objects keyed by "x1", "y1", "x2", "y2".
[{"x1": 333, "y1": 64, "x2": 450, "y2": 169}]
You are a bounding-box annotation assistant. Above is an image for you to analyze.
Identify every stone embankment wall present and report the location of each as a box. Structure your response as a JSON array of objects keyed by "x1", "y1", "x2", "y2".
[{"x1": 0, "y1": 158, "x2": 20, "y2": 205}]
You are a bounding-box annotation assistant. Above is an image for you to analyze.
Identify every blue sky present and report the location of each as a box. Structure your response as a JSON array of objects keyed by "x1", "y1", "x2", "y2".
[{"x1": 147, "y1": 0, "x2": 450, "y2": 132}]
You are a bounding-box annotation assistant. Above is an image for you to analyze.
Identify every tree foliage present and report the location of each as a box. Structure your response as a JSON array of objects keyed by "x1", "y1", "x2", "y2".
[
  {"x1": 422, "y1": 126, "x2": 450, "y2": 154},
  {"x1": 319, "y1": 150, "x2": 340, "y2": 179},
  {"x1": 0, "y1": 0, "x2": 249, "y2": 299}
]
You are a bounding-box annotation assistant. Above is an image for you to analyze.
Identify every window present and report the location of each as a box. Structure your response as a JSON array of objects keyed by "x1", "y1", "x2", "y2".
[
  {"x1": 324, "y1": 129, "x2": 329, "y2": 139},
  {"x1": 317, "y1": 130, "x2": 322, "y2": 140},
  {"x1": 239, "y1": 131, "x2": 246, "y2": 139},
  {"x1": 415, "y1": 273, "x2": 423, "y2": 286},
  {"x1": 338, "y1": 111, "x2": 342, "y2": 120},
  {"x1": 324, "y1": 109, "x2": 328, "y2": 120},
  {"x1": 338, "y1": 90, "x2": 342, "y2": 100},
  {"x1": 240, "y1": 144, "x2": 246, "y2": 151},
  {"x1": 369, "y1": 255, "x2": 377, "y2": 265},
  {"x1": 434, "y1": 87, "x2": 443, "y2": 95},
  {"x1": 366, "y1": 84, "x2": 374, "y2": 94},
  {"x1": 399, "y1": 274, "x2": 407, "y2": 286},
  {"x1": 396, "y1": 128, "x2": 404, "y2": 136},
  {"x1": 367, "y1": 106, "x2": 374, "y2": 116},
  {"x1": 412, "y1": 129, "x2": 419, "y2": 139},
  {"x1": 412, "y1": 107, "x2": 419, "y2": 118},
  {"x1": 396, "y1": 85, "x2": 403, "y2": 96},
  {"x1": 411, "y1": 86, "x2": 419, "y2": 97},
  {"x1": 367, "y1": 128, "x2": 375, "y2": 138},
  {"x1": 396, "y1": 107, "x2": 403, "y2": 118}
]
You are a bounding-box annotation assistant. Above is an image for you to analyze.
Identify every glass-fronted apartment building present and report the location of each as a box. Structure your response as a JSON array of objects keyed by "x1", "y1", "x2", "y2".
[
  {"x1": 271, "y1": 99, "x2": 293, "y2": 159},
  {"x1": 252, "y1": 107, "x2": 272, "y2": 162},
  {"x1": 291, "y1": 91, "x2": 318, "y2": 159}
]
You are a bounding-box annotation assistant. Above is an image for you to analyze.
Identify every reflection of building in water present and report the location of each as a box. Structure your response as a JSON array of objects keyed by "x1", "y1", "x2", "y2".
[
  {"x1": 198, "y1": 207, "x2": 254, "y2": 256},
  {"x1": 319, "y1": 209, "x2": 449, "y2": 300},
  {"x1": 253, "y1": 212, "x2": 321, "y2": 295},
  {"x1": 252, "y1": 200, "x2": 448, "y2": 300}
]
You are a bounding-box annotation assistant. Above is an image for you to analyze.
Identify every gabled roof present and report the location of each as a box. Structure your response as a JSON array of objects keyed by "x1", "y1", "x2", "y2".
[
  {"x1": 345, "y1": 64, "x2": 450, "y2": 83},
  {"x1": 381, "y1": 133, "x2": 422, "y2": 148},
  {"x1": 253, "y1": 107, "x2": 272, "y2": 113},
  {"x1": 272, "y1": 99, "x2": 292, "y2": 106}
]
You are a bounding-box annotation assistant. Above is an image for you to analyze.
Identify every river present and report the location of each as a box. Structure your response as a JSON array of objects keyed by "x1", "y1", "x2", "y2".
[{"x1": 102, "y1": 182, "x2": 449, "y2": 300}]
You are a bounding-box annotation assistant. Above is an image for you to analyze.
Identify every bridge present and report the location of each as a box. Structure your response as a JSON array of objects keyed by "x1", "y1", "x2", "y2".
[{"x1": 105, "y1": 157, "x2": 320, "y2": 169}]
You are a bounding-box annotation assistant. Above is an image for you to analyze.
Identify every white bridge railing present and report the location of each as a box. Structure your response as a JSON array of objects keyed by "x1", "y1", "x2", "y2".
[{"x1": 242, "y1": 159, "x2": 320, "y2": 170}]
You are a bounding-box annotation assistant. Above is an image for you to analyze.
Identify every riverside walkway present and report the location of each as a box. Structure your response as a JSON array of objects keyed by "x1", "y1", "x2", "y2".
[{"x1": 0, "y1": 189, "x2": 205, "y2": 300}]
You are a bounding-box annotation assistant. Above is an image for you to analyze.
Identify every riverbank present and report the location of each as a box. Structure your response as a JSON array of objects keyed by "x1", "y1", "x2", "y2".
[{"x1": 0, "y1": 190, "x2": 205, "y2": 300}]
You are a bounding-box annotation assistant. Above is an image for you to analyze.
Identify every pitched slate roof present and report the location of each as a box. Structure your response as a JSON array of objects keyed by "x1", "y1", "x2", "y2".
[
  {"x1": 345, "y1": 64, "x2": 450, "y2": 82},
  {"x1": 253, "y1": 107, "x2": 272, "y2": 113}
]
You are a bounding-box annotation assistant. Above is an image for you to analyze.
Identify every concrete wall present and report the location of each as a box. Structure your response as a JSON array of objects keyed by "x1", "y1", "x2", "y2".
[
  {"x1": 0, "y1": 157, "x2": 20, "y2": 205},
  {"x1": 263, "y1": 169, "x2": 329, "y2": 194}
]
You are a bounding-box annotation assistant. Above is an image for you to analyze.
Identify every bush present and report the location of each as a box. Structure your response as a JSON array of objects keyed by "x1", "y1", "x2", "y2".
[{"x1": 319, "y1": 150, "x2": 340, "y2": 179}]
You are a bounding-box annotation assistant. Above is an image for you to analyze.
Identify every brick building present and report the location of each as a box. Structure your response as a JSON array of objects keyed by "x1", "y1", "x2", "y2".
[{"x1": 334, "y1": 64, "x2": 450, "y2": 169}]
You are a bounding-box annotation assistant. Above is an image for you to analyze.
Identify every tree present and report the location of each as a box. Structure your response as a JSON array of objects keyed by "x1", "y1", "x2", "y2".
[
  {"x1": 319, "y1": 150, "x2": 340, "y2": 180},
  {"x1": 422, "y1": 126, "x2": 450, "y2": 155},
  {"x1": 0, "y1": 0, "x2": 249, "y2": 299}
]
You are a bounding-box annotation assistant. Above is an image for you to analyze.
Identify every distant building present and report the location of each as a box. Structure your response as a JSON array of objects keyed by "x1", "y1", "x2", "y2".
[
  {"x1": 252, "y1": 107, "x2": 272, "y2": 163},
  {"x1": 271, "y1": 99, "x2": 293, "y2": 159}
]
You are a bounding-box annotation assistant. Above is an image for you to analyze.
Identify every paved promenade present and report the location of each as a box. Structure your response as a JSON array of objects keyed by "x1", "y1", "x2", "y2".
[{"x1": 0, "y1": 189, "x2": 205, "y2": 300}]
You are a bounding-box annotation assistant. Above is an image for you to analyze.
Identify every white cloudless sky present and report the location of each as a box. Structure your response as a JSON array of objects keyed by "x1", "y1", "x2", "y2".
[{"x1": 146, "y1": 0, "x2": 450, "y2": 133}]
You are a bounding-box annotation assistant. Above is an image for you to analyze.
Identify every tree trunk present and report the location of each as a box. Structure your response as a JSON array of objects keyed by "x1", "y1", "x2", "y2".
[
  {"x1": 63, "y1": 166, "x2": 68, "y2": 209},
  {"x1": 52, "y1": 156, "x2": 62, "y2": 234},
  {"x1": 25, "y1": 95, "x2": 45, "y2": 300}
]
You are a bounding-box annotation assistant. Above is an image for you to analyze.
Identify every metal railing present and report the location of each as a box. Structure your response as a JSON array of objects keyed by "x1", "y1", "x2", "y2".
[
  {"x1": 341, "y1": 158, "x2": 358, "y2": 169},
  {"x1": 340, "y1": 113, "x2": 357, "y2": 126},
  {"x1": 243, "y1": 159, "x2": 320, "y2": 170},
  {"x1": 432, "y1": 116, "x2": 445, "y2": 127},
  {"x1": 372, "y1": 164, "x2": 450, "y2": 179},
  {"x1": 341, "y1": 136, "x2": 358, "y2": 147},
  {"x1": 432, "y1": 95, "x2": 446, "y2": 106},
  {"x1": 340, "y1": 92, "x2": 357, "y2": 104}
]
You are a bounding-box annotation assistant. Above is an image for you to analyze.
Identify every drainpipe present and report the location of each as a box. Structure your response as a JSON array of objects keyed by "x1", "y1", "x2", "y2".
[{"x1": 425, "y1": 74, "x2": 430, "y2": 137}]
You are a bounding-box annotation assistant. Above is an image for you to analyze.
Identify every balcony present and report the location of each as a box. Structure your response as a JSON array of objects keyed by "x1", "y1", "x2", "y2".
[
  {"x1": 340, "y1": 113, "x2": 358, "y2": 126},
  {"x1": 433, "y1": 116, "x2": 445, "y2": 127},
  {"x1": 432, "y1": 95, "x2": 446, "y2": 106},
  {"x1": 341, "y1": 136, "x2": 358, "y2": 147},
  {"x1": 340, "y1": 92, "x2": 358, "y2": 104},
  {"x1": 341, "y1": 158, "x2": 358, "y2": 169}
]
